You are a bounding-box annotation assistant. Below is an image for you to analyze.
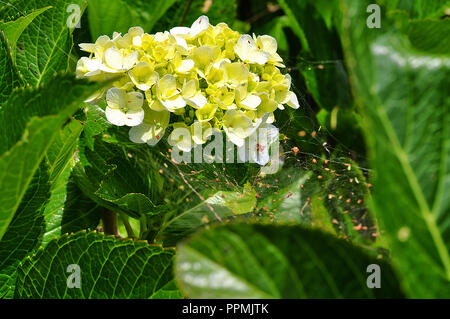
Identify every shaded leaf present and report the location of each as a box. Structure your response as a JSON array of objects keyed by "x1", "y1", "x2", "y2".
[{"x1": 176, "y1": 223, "x2": 404, "y2": 298}]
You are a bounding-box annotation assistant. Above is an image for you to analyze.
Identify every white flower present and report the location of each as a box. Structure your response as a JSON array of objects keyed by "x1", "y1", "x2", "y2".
[
  {"x1": 79, "y1": 35, "x2": 114, "y2": 59},
  {"x1": 235, "y1": 84, "x2": 261, "y2": 111},
  {"x1": 168, "y1": 122, "x2": 192, "y2": 152},
  {"x1": 170, "y1": 15, "x2": 210, "y2": 39},
  {"x1": 156, "y1": 74, "x2": 186, "y2": 112},
  {"x1": 100, "y1": 47, "x2": 138, "y2": 73},
  {"x1": 238, "y1": 122, "x2": 279, "y2": 166},
  {"x1": 129, "y1": 107, "x2": 170, "y2": 145},
  {"x1": 223, "y1": 110, "x2": 269, "y2": 147},
  {"x1": 234, "y1": 34, "x2": 270, "y2": 65},
  {"x1": 182, "y1": 79, "x2": 207, "y2": 109},
  {"x1": 76, "y1": 57, "x2": 102, "y2": 78},
  {"x1": 105, "y1": 87, "x2": 144, "y2": 126},
  {"x1": 254, "y1": 34, "x2": 285, "y2": 67},
  {"x1": 128, "y1": 61, "x2": 159, "y2": 91}
]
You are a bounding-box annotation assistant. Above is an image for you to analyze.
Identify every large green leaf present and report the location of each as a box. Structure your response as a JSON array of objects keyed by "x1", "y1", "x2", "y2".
[
  {"x1": 0, "y1": 32, "x2": 23, "y2": 102},
  {"x1": 41, "y1": 163, "x2": 102, "y2": 247},
  {"x1": 255, "y1": 167, "x2": 311, "y2": 224},
  {"x1": 0, "y1": 164, "x2": 50, "y2": 298},
  {"x1": 408, "y1": 19, "x2": 450, "y2": 55},
  {"x1": 0, "y1": 74, "x2": 108, "y2": 241},
  {"x1": 88, "y1": 0, "x2": 177, "y2": 39},
  {"x1": 278, "y1": 0, "x2": 352, "y2": 111},
  {"x1": 46, "y1": 119, "x2": 83, "y2": 183},
  {"x1": 176, "y1": 223, "x2": 404, "y2": 298},
  {"x1": 339, "y1": 0, "x2": 450, "y2": 297},
  {"x1": 15, "y1": 231, "x2": 181, "y2": 298},
  {"x1": 73, "y1": 137, "x2": 155, "y2": 219},
  {"x1": 394, "y1": 0, "x2": 449, "y2": 19},
  {"x1": 0, "y1": 0, "x2": 87, "y2": 85},
  {"x1": 155, "y1": 186, "x2": 257, "y2": 245},
  {"x1": 0, "y1": 6, "x2": 51, "y2": 62}
]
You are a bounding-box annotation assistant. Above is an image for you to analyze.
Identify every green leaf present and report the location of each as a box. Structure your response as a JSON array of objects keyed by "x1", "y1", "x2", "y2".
[
  {"x1": 0, "y1": 74, "x2": 109, "y2": 241},
  {"x1": 41, "y1": 163, "x2": 102, "y2": 247},
  {"x1": 73, "y1": 137, "x2": 155, "y2": 219},
  {"x1": 175, "y1": 223, "x2": 404, "y2": 298},
  {"x1": 156, "y1": 187, "x2": 257, "y2": 245},
  {"x1": 88, "y1": 0, "x2": 178, "y2": 39},
  {"x1": 394, "y1": 0, "x2": 450, "y2": 19},
  {"x1": 46, "y1": 119, "x2": 83, "y2": 183},
  {"x1": 78, "y1": 103, "x2": 112, "y2": 151},
  {"x1": 0, "y1": 32, "x2": 23, "y2": 102},
  {"x1": 279, "y1": 0, "x2": 352, "y2": 110},
  {"x1": 15, "y1": 231, "x2": 181, "y2": 298},
  {"x1": 0, "y1": 0, "x2": 88, "y2": 85},
  {"x1": 255, "y1": 168, "x2": 311, "y2": 224},
  {"x1": 408, "y1": 19, "x2": 450, "y2": 55},
  {"x1": 0, "y1": 164, "x2": 50, "y2": 298},
  {"x1": 339, "y1": 0, "x2": 450, "y2": 297},
  {"x1": 0, "y1": 6, "x2": 51, "y2": 62}
]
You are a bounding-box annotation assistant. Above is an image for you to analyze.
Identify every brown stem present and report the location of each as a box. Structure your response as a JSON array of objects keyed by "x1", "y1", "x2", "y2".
[
  {"x1": 179, "y1": 0, "x2": 193, "y2": 25},
  {"x1": 101, "y1": 208, "x2": 119, "y2": 236}
]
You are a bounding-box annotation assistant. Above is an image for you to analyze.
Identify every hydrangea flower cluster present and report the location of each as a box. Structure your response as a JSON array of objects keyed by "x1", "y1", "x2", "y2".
[{"x1": 76, "y1": 16, "x2": 299, "y2": 158}]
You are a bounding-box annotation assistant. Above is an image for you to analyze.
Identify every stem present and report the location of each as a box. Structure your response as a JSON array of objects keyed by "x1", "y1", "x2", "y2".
[
  {"x1": 120, "y1": 212, "x2": 136, "y2": 238},
  {"x1": 179, "y1": 0, "x2": 193, "y2": 25},
  {"x1": 139, "y1": 215, "x2": 148, "y2": 239},
  {"x1": 101, "y1": 208, "x2": 119, "y2": 236}
]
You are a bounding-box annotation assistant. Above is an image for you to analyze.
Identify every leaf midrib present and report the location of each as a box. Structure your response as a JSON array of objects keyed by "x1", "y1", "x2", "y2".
[{"x1": 376, "y1": 104, "x2": 450, "y2": 280}]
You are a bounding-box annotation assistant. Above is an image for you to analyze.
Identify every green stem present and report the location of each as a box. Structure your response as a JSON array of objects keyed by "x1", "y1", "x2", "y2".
[
  {"x1": 120, "y1": 212, "x2": 136, "y2": 238},
  {"x1": 139, "y1": 215, "x2": 148, "y2": 239}
]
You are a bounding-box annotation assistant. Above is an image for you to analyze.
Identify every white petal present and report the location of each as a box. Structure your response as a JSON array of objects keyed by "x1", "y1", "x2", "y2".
[
  {"x1": 161, "y1": 96, "x2": 186, "y2": 111},
  {"x1": 123, "y1": 109, "x2": 145, "y2": 126},
  {"x1": 234, "y1": 34, "x2": 255, "y2": 62},
  {"x1": 103, "y1": 47, "x2": 123, "y2": 70},
  {"x1": 186, "y1": 93, "x2": 207, "y2": 109},
  {"x1": 258, "y1": 35, "x2": 277, "y2": 55},
  {"x1": 84, "y1": 69, "x2": 102, "y2": 77},
  {"x1": 177, "y1": 59, "x2": 194, "y2": 73},
  {"x1": 174, "y1": 35, "x2": 188, "y2": 50},
  {"x1": 79, "y1": 43, "x2": 95, "y2": 53},
  {"x1": 240, "y1": 94, "x2": 261, "y2": 110},
  {"x1": 224, "y1": 130, "x2": 245, "y2": 147},
  {"x1": 170, "y1": 26, "x2": 191, "y2": 36},
  {"x1": 248, "y1": 112, "x2": 270, "y2": 136},
  {"x1": 84, "y1": 58, "x2": 101, "y2": 72},
  {"x1": 126, "y1": 91, "x2": 144, "y2": 110},
  {"x1": 122, "y1": 51, "x2": 138, "y2": 70},
  {"x1": 132, "y1": 35, "x2": 142, "y2": 47},
  {"x1": 190, "y1": 15, "x2": 210, "y2": 37},
  {"x1": 287, "y1": 91, "x2": 300, "y2": 109},
  {"x1": 129, "y1": 123, "x2": 165, "y2": 145},
  {"x1": 105, "y1": 107, "x2": 126, "y2": 126},
  {"x1": 99, "y1": 64, "x2": 122, "y2": 73},
  {"x1": 106, "y1": 87, "x2": 125, "y2": 108},
  {"x1": 249, "y1": 50, "x2": 270, "y2": 65}
]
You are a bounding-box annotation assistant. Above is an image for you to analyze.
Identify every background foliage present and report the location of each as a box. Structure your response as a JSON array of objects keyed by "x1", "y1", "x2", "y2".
[{"x1": 0, "y1": 0, "x2": 448, "y2": 298}]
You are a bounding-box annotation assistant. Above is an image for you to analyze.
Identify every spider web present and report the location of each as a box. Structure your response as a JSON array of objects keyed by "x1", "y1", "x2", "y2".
[{"x1": 130, "y1": 56, "x2": 380, "y2": 248}]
